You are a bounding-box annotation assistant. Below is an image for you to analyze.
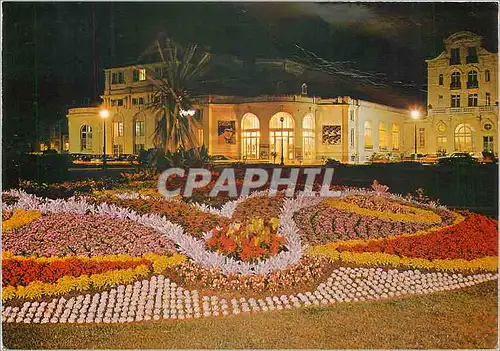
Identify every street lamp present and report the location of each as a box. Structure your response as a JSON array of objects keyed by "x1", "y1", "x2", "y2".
[
  {"x1": 280, "y1": 116, "x2": 285, "y2": 166},
  {"x1": 99, "y1": 109, "x2": 110, "y2": 170},
  {"x1": 411, "y1": 109, "x2": 420, "y2": 160}
]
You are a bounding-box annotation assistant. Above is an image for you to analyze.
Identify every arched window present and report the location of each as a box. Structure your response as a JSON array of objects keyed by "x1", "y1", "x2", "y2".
[
  {"x1": 270, "y1": 112, "x2": 294, "y2": 161},
  {"x1": 451, "y1": 72, "x2": 461, "y2": 88},
  {"x1": 241, "y1": 113, "x2": 260, "y2": 160},
  {"x1": 454, "y1": 123, "x2": 474, "y2": 152},
  {"x1": 439, "y1": 74, "x2": 443, "y2": 86},
  {"x1": 302, "y1": 114, "x2": 315, "y2": 160},
  {"x1": 485, "y1": 70, "x2": 490, "y2": 82},
  {"x1": 80, "y1": 125, "x2": 92, "y2": 151},
  {"x1": 391, "y1": 124, "x2": 400, "y2": 150},
  {"x1": 467, "y1": 70, "x2": 478, "y2": 88},
  {"x1": 379, "y1": 122, "x2": 387, "y2": 150},
  {"x1": 364, "y1": 120, "x2": 373, "y2": 149}
]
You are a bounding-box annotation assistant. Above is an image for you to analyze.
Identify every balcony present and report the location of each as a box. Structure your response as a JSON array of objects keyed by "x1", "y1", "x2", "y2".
[
  {"x1": 450, "y1": 82, "x2": 461, "y2": 90},
  {"x1": 429, "y1": 106, "x2": 498, "y2": 115},
  {"x1": 466, "y1": 56, "x2": 478, "y2": 64},
  {"x1": 466, "y1": 81, "x2": 479, "y2": 89}
]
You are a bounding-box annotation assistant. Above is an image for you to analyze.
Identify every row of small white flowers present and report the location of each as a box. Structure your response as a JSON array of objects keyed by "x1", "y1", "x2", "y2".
[
  {"x1": 3, "y1": 267, "x2": 497, "y2": 324},
  {"x1": 3, "y1": 190, "x2": 322, "y2": 275}
]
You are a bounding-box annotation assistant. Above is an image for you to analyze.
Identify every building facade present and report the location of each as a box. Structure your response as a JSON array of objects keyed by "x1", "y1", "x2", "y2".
[
  {"x1": 67, "y1": 62, "x2": 410, "y2": 164},
  {"x1": 412, "y1": 31, "x2": 498, "y2": 156}
]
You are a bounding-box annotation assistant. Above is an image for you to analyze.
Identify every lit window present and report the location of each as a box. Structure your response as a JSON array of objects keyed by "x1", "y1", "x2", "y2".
[
  {"x1": 80, "y1": 125, "x2": 92, "y2": 151},
  {"x1": 378, "y1": 122, "x2": 387, "y2": 150},
  {"x1": 269, "y1": 113, "x2": 294, "y2": 161},
  {"x1": 139, "y1": 69, "x2": 146, "y2": 81},
  {"x1": 364, "y1": 121, "x2": 373, "y2": 149},
  {"x1": 418, "y1": 128, "x2": 425, "y2": 148},
  {"x1": 113, "y1": 122, "x2": 124, "y2": 137},
  {"x1": 391, "y1": 124, "x2": 399, "y2": 150},
  {"x1": 135, "y1": 121, "x2": 145, "y2": 137},
  {"x1": 454, "y1": 123, "x2": 473, "y2": 152},
  {"x1": 436, "y1": 136, "x2": 447, "y2": 153},
  {"x1": 241, "y1": 113, "x2": 260, "y2": 160},
  {"x1": 483, "y1": 136, "x2": 494, "y2": 152},
  {"x1": 302, "y1": 114, "x2": 315, "y2": 160},
  {"x1": 113, "y1": 144, "x2": 124, "y2": 156},
  {"x1": 486, "y1": 93, "x2": 491, "y2": 106},
  {"x1": 485, "y1": 70, "x2": 490, "y2": 82},
  {"x1": 133, "y1": 69, "x2": 146, "y2": 82},
  {"x1": 198, "y1": 128, "x2": 204, "y2": 145}
]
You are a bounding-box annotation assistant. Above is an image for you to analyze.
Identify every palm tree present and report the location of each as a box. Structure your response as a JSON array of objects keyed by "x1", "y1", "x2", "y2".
[{"x1": 138, "y1": 38, "x2": 210, "y2": 154}]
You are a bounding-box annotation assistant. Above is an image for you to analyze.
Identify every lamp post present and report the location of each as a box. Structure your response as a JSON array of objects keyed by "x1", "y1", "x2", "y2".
[
  {"x1": 411, "y1": 109, "x2": 420, "y2": 161},
  {"x1": 99, "y1": 109, "x2": 110, "y2": 170},
  {"x1": 280, "y1": 116, "x2": 285, "y2": 166}
]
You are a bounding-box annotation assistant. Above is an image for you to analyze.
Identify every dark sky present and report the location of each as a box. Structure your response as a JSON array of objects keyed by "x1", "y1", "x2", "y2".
[{"x1": 2, "y1": 2, "x2": 498, "y2": 143}]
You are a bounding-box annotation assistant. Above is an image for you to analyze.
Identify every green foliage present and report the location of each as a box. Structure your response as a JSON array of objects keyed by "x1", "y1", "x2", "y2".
[{"x1": 161, "y1": 145, "x2": 212, "y2": 170}]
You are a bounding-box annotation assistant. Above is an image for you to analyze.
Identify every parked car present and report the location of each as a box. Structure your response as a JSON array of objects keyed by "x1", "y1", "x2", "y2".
[
  {"x1": 402, "y1": 153, "x2": 427, "y2": 162},
  {"x1": 479, "y1": 151, "x2": 498, "y2": 164},
  {"x1": 438, "y1": 152, "x2": 477, "y2": 165},
  {"x1": 211, "y1": 155, "x2": 237, "y2": 165},
  {"x1": 369, "y1": 153, "x2": 402, "y2": 164}
]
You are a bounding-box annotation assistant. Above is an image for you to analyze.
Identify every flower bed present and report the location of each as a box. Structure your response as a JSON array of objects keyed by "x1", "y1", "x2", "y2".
[
  {"x1": 3, "y1": 212, "x2": 176, "y2": 257},
  {"x1": 2, "y1": 209, "x2": 42, "y2": 232},
  {"x1": 89, "y1": 196, "x2": 229, "y2": 238},
  {"x1": 2, "y1": 255, "x2": 150, "y2": 287},
  {"x1": 294, "y1": 203, "x2": 431, "y2": 245},
  {"x1": 172, "y1": 256, "x2": 331, "y2": 294},
  {"x1": 333, "y1": 213, "x2": 498, "y2": 260},
  {"x1": 1, "y1": 183, "x2": 498, "y2": 326},
  {"x1": 206, "y1": 217, "x2": 286, "y2": 262}
]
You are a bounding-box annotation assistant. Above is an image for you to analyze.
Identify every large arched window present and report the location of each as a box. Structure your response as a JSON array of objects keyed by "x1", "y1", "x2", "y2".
[
  {"x1": 364, "y1": 120, "x2": 373, "y2": 149},
  {"x1": 379, "y1": 122, "x2": 387, "y2": 150},
  {"x1": 302, "y1": 114, "x2": 315, "y2": 160},
  {"x1": 270, "y1": 112, "x2": 295, "y2": 161},
  {"x1": 454, "y1": 123, "x2": 474, "y2": 152},
  {"x1": 391, "y1": 124, "x2": 400, "y2": 150},
  {"x1": 80, "y1": 125, "x2": 92, "y2": 151},
  {"x1": 241, "y1": 113, "x2": 260, "y2": 160},
  {"x1": 467, "y1": 70, "x2": 478, "y2": 88},
  {"x1": 451, "y1": 72, "x2": 461, "y2": 88}
]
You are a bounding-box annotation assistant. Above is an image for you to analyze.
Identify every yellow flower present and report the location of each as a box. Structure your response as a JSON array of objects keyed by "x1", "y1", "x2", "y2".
[
  {"x1": 324, "y1": 198, "x2": 442, "y2": 224},
  {"x1": 2, "y1": 209, "x2": 42, "y2": 231}
]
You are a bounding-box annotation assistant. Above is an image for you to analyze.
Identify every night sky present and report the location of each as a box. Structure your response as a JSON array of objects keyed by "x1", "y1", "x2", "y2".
[{"x1": 2, "y1": 2, "x2": 498, "y2": 147}]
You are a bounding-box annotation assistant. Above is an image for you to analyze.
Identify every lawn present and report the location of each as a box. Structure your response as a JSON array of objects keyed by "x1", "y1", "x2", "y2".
[{"x1": 3, "y1": 280, "x2": 497, "y2": 349}]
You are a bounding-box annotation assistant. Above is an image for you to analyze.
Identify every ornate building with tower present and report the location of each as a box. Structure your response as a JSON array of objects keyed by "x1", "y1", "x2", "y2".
[{"x1": 405, "y1": 31, "x2": 498, "y2": 156}]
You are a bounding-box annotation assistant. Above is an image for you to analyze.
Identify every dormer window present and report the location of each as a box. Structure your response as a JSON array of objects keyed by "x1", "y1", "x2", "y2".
[
  {"x1": 111, "y1": 71, "x2": 125, "y2": 84},
  {"x1": 133, "y1": 68, "x2": 147, "y2": 82},
  {"x1": 466, "y1": 47, "x2": 478, "y2": 63},
  {"x1": 450, "y1": 48, "x2": 460, "y2": 65},
  {"x1": 301, "y1": 83, "x2": 308, "y2": 95}
]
